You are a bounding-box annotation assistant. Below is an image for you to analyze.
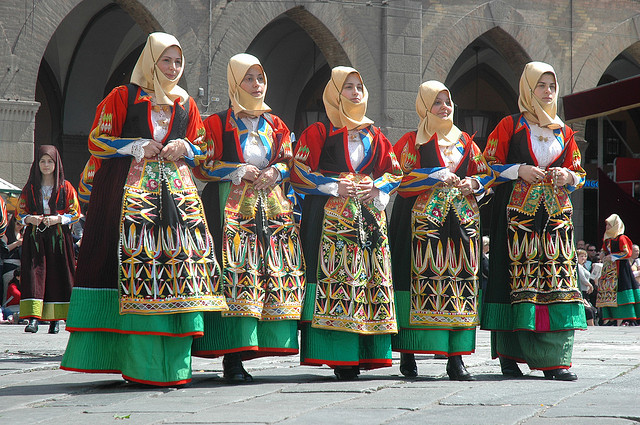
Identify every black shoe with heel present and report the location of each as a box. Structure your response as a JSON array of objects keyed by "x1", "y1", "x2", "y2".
[
  {"x1": 399, "y1": 352, "x2": 418, "y2": 378},
  {"x1": 48, "y1": 321, "x2": 59, "y2": 334},
  {"x1": 499, "y1": 357, "x2": 524, "y2": 377},
  {"x1": 543, "y1": 368, "x2": 577, "y2": 381},
  {"x1": 222, "y1": 352, "x2": 253, "y2": 383},
  {"x1": 446, "y1": 355, "x2": 475, "y2": 381},
  {"x1": 24, "y1": 318, "x2": 38, "y2": 333},
  {"x1": 334, "y1": 365, "x2": 360, "y2": 380}
]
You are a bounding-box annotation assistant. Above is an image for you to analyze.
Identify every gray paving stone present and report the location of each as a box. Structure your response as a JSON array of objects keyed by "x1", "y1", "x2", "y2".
[{"x1": 1, "y1": 325, "x2": 639, "y2": 424}]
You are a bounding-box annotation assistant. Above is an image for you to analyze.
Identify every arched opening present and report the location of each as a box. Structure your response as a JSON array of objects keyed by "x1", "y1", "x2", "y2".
[
  {"x1": 445, "y1": 27, "x2": 530, "y2": 238},
  {"x1": 246, "y1": 7, "x2": 349, "y2": 139},
  {"x1": 35, "y1": 0, "x2": 151, "y2": 186},
  {"x1": 445, "y1": 27, "x2": 528, "y2": 151}
]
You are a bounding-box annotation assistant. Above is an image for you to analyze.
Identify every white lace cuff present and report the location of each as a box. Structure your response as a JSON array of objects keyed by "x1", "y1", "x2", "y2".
[
  {"x1": 501, "y1": 164, "x2": 522, "y2": 180},
  {"x1": 373, "y1": 190, "x2": 390, "y2": 211},
  {"x1": 431, "y1": 168, "x2": 455, "y2": 181},
  {"x1": 229, "y1": 165, "x2": 248, "y2": 185},
  {"x1": 318, "y1": 182, "x2": 339, "y2": 197},
  {"x1": 117, "y1": 139, "x2": 150, "y2": 162}
]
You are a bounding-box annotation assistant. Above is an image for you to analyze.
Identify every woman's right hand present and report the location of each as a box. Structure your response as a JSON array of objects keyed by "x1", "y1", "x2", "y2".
[
  {"x1": 143, "y1": 140, "x2": 164, "y2": 158},
  {"x1": 518, "y1": 164, "x2": 546, "y2": 184},
  {"x1": 25, "y1": 215, "x2": 43, "y2": 226},
  {"x1": 338, "y1": 178, "x2": 356, "y2": 198},
  {"x1": 242, "y1": 165, "x2": 261, "y2": 182}
]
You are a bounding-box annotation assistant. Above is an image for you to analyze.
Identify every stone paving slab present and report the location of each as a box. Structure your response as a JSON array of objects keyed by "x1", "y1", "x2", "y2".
[{"x1": 1, "y1": 325, "x2": 639, "y2": 425}]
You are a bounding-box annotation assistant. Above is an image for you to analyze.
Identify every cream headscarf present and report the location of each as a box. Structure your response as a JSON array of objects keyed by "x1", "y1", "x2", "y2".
[
  {"x1": 518, "y1": 61, "x2": 564, "y2": 129},
  {"x1": 322, "y1": 66, "x2": 373, "y2": 130},
  {"x1": 130, "y1": 32, "x2": 189, "y2": 106},
  {"x1": 227, "y1": 53, "x2": 271, "y2": 117},
  {"x1": 415, "y1": 81, "x2": 462, "y2": 147},
  {"x1": 604, "y1": 214, "x2": 625, "y2": 240}
]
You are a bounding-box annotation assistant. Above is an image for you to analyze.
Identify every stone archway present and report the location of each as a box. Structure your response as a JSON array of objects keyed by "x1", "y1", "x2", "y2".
[
  {"x1": 204, "y1": 3, "x2": 380, "y2": 123},
  {"x1": 445, "y1": 27, "x2": 530, "y2": 150},
  {"x1": 241, "y1": 7, "x2": 350, "y2": 138},
  {"x1": 36, "y1": 1, "x2": 154, "y2": 185}
]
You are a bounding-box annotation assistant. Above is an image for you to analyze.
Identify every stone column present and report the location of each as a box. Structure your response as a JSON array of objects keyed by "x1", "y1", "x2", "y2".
[{"x1": 0, "y1": 99, "x2": 40, "y2": 188}]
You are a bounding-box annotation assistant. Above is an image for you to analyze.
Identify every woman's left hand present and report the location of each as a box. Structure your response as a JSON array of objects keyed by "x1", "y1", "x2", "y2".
[
  {"x1": 356, "y1": 179, "x2": 379, "y2": 203},
  {"x1": 549, "y1": 167, "x2": 573, "y2": 188},
  {"x1": 253, "y1": 167, "x2": 279, "y2": 190},
  {"x1": 160, "y1": 139, "x2": 188, "y2": 161},
  {"x1": 456, "y1": 178, "x2": 479, "y2": 196}
]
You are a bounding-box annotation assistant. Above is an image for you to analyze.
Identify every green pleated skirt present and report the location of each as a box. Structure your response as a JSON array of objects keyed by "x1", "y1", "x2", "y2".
[
  {"x1": 600, "y1": 288, "x2": 640, "y2": 321},
  {"x1": 191, "y1": 312, "x2": 299, "y2": 360},
  {"x1": 299, "y1": 282, "x2": 393, "y2": 370},
  {"x1": 61, "y1": 288, "x2": 204, "y2": 386},
  {"x1": 392, "y1": 290, "x2": 476, "y2": 355}
]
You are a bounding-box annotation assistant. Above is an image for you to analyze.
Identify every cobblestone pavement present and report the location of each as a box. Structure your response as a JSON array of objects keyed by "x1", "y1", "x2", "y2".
[{"x1": 1, "y1": 324, "x2": 639, "y2": 424}]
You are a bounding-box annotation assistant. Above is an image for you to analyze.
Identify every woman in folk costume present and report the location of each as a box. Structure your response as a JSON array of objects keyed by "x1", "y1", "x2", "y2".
[
  {"x1": 291, "y1": 67, "x2": 402, "y2": 380},
  {"x1": 192, "y1": 53, "x2": 305, "y2": 382},
  {"x1": 18, "y1": 145, "x2": 79, "y2": 334},
  {"x1": 482, "y1": 61, "x2": 586, "y2": 381},
  {"x1": 61, "y1": 32, "x2": 227, "y2": 387},
  {"x1": 389, "y1": 81, "x2": 494, "y2": 380},
  {"x1": 597, "y1": 214, "x2": 640, "y2": 325}
]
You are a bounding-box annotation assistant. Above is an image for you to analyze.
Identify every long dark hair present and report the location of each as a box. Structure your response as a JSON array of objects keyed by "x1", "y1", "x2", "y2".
[{"x1": 21, "y1": 145, "x2": 66, "y2": 215}]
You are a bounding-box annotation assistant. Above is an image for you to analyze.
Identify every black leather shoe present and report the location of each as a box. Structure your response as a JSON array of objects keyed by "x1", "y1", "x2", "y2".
[
  {"x1": 446, "y1": 355, "x2": 475, "y2": 381},
  {"x1": 334, "y1": 366, "x2": 360, "y2": 381},
  {"x1": 399, "y1": 352, "x2": 418, "y2": 378},
  {"x1": 222, "y1": 353, "x2": 253, "y2": 383},
  {"x1": 24, "y1": 318, "x2": 38, "y2": 333},
  {"x1": 499, "y1": 357, "x2": 523, "y2": 377},
  {"x1": 543, "y1": 368, "x2": 577, "y2": 381},
  {"x1": 48, "y1": 321, "x2": 59, "y2": 334}
]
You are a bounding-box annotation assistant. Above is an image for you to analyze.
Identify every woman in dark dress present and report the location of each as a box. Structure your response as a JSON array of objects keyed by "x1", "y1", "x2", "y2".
[
  {"x1": 17, "y1": 145, "x2": 80, "y2": 334},
  {"x1": 482, "y1": 61, "x2": 586, "y2": 381}
]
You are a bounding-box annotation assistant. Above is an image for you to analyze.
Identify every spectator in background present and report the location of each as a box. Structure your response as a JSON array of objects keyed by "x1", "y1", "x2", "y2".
[
  {"x1": 17, "y1": 145, "x2": 80, "y2": 334},
  {"x1": 481, "y1": 236, "x2": 490, "y2": 294},
  {"x1": 576, "y1": 240, "x2": 586, "y2": 250},
  {"x1": 629, "y1": 244, "x2": 640, "y2": 284},
  {"x1": 585, "y1": 245, "x2": 599, "y2": 272},
  {"x1": 576, "y1": 249, "x2": 596, "y2": 326},
  {"x1": 597, "y1": 214, "x2": 640, "y2": 326},
  {"x1": 2, "y1": 213, "x2": 23, "y2": 303},
  {"x1": 1, "y1": 268, "x2": 21, "y2": 323}
]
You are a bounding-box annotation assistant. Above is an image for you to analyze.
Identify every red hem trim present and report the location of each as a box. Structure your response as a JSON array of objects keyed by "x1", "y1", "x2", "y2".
[
  {"x1": 393, "y1": 349, "x2": 475, "y2": 356},
  {"x1": 60, "y1": 366, "x2": 121, "y2": 374},
  {"x1": 398, "y1": 326, "x2": 476, "y2": 332},
  {"x1": 192, "y1": 346, "x2": 298, "y2": 359},
  {"x1": 494, "y1": 352, "x2": 526, "y2": 363},
  {"x1": 532, "y1": 365, "x2": 572, "y2": 371},
  {"x1": 61, "y1": 367, "x2": 192, "y2": 386},
  {"x1": 122, "y1": 374, "x2": 191, "y2": 387},
  {"x1": 65, "y1": 326, "x2": 204, "y2": 338},
  {"x1": 301, "y1": 358, "x2": 392, "y2": 370},
  {"x1": 512, "y1": 328, "x2": 583, "y2": 333}
]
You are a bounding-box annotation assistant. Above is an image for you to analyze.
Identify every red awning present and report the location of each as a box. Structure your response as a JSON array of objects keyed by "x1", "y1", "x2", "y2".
[{"x1": 562, "y1": 74, "x2": 640, "y2": 123}]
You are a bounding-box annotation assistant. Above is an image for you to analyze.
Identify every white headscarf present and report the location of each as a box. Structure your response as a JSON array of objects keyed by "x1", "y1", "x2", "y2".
[
  {"x1": 322, "y1": 66, "x2": 373, "y2": 130},
  {"x1": 415, "y1": 80, "x2": 462, "y2": 147},
  {"x1": 227, "y1": 53, "x2": 271, "y2": 117},
  {"x1": 518, "y1": 61, "x2": 564, "y2": 129},
  {"x1": 130, "y1": 32, "x2": 189, "y2": 105}
]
